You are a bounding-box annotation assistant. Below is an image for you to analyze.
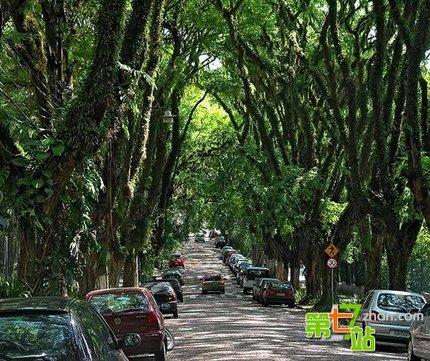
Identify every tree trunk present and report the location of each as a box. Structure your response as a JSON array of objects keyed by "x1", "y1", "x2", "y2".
[
  {"x1": 123, "y1": 250, "x2": 138, "y2": 287},
  {"x1": 364, "y1": 233, "x2": 385, "y2": 292},
  {"x1": 386, "y1": 248, "x2": 409, "y2": 290},
  {"x1": 109, "y1": 250, "x2": 124, "y2": 288}
]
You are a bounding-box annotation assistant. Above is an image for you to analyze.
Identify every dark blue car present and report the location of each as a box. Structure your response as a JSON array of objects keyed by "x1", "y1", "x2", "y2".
[{"x1": 0, "y1": 297, "x2": 141, "y2": 360}]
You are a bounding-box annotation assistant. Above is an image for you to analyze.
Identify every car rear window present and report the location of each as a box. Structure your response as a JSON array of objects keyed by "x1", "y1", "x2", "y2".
[
  {"x1": 0, "y1": 312, "x2": 78, "y2": 359},
  {"x1": 377, "y1": 293, "x2": 425, "y2": 313},
  {"x1": 89, "y1": 292, "x2": 149, "y2": 314},
  {"x1": 170, "y1": 254, "x2": 181, "y2": 260},
  {"x1": 205, "y1": 274, "x2": 222, "y2": 281},
  {"x1": 247, "y1": 269, "x2": 270, "y2": 280},
  {"x1": 270, "y1": 281, "x2": 293, "y2": 291}
]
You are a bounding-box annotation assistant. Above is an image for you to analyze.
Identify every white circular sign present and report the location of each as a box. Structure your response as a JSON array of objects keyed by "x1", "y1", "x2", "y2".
[{"x1": 327, "y1": 258, "x2": 338, "y2": 269}]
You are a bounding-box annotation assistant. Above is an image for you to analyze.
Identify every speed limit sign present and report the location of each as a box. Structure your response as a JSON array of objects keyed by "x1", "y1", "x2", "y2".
[{"x1": 327, "y1": 258, "x2": 338, "y2": 269}]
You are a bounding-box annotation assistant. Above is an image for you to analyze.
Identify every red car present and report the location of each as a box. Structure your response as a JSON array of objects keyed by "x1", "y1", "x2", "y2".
[
  {"x1": 168, "y1": 252, "x2": 185, "y2": 268},
  {"x1": 86, "y1": 287, "x2": 167, "y2": 361}
]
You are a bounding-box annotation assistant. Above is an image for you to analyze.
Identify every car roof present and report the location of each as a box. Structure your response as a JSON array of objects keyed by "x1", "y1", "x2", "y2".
[
  {"x1": 86, "y1": 287, "x2": 147, "y2": 299},
  {"x1": 0, "y1": 297, "x2": 79, "y2": 313},
  {"x1": 371, "y1": 289, "x2": 425, "y2": 297}
]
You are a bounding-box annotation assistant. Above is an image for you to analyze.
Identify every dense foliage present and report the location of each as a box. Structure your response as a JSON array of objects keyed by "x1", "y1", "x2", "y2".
[{"x1": 0, "y1": 0, "x2": 430, "y2": 305}]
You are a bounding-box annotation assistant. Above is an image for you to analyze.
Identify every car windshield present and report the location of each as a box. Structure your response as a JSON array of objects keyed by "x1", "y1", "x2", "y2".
[
  {"x1": 89, "y1": 292, "x2": 149, "y2": 314},
  {"x1": 270, "y1": 281, "x2": 293, "y2": 291},
  {"x1": 239, "y1": 263, "x2": 252, "y2": 270},
  {"x1": 144, "y1": 282, "x2": 173, "y2": 293},
  {"x1": 247, "y1": 269, "x2": 270, "y2": 280},
  {"x1": 205, "y1": 274, "x2": 222, "y2": 281},
  {"x1": 0, "y1": 312, "x2": 77, "y2": 359},
  {"x1": 377, "y1": 293, "x2": 425, "y2": 313}
]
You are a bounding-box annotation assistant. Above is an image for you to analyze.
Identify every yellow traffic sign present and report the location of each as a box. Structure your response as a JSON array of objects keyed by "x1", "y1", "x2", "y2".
[{"x1": 324, "y1": 244, "x2": 339, "y2": 258}]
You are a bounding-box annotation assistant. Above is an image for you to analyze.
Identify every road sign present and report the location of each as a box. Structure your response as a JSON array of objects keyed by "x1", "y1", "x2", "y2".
[
  {"x1": 327, "y1": 258, "x2": 338, "y2": 269},
  {"x1": 324, "y1": 244, "x2": 339, "y2": 258}
]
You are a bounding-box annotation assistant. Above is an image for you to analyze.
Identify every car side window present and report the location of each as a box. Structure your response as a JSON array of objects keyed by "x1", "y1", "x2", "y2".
[{"x1": 75, "y1": 305, "x2": 117, "y2": 358}]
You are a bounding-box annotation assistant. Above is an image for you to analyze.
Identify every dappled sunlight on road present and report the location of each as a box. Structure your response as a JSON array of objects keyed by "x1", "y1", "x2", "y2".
[{"x1": 151, "y1": 240, "x2": 407, "y2": 360}]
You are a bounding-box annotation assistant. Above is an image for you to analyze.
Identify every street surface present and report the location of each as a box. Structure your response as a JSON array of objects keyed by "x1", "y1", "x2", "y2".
[{"x1": 161, "y1": 240, "x2": 406, "y2": 360}]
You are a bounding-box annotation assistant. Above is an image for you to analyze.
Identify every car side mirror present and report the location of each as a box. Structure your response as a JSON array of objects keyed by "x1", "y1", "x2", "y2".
[{"x1": 118, "y1": 333, "x2": 141, "y2": 349}]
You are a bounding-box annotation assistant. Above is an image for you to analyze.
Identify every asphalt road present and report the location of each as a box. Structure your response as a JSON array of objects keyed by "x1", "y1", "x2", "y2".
[{"x1": 162, "y1": 240, "x2": 407, "y2": 361}]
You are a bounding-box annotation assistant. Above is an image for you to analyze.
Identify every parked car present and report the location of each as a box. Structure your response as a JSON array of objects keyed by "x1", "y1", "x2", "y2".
[
  {"x1": 236, "y1": 262, "x2": 253, "y2": 285},
  {"x1": 230, "y1": 256, "x2": 248, "y2": 274},
  {"x1": 233, "y1": 259, "x2": 252, "y2": 276},
  {"x1": 223, "y1": 250, "x2": 238, "y2": 264},
  {"x1": 220, "y1": 246, "x2": 233, "y2": 260},
  {"x1": 228, "y1": 254, "x2": 245, "y2": 271},
  {"x1": 144, "y1": 281, "x2": 179, "y2": 319},
  {"x1": 201, "y1": 273, "x2": 226, "y2": 294},
  {"x1": 253, "y1": 278, "x2": 279, "y2": 302},
  {"x1": 242, "y1": 267, "x2": 270, "y2": 294},
  {"x1": 168, "y1": 252, "x2": 185, "y2": 268},
  {"x1": 195, "y1": 232, "x2": 205, "y2": 242},
  {"x1": 215, "y1": 237, "x2": 227, "y2": 249},
  {"x1": 260, "y1": 280, "x2": 295, "y2": 307},
  {"x1": 86, "y1": 287, "x2": 167, "y2": 361},
  {"x1": 147, "y1": 278, "x2": 183, "y2": 302},
  {"x1": 162, "y1": 269, "x2": 185, "y2": 285},
  {"x1": 409, "y1": 301, "x2": 430, "y2": 361},
  {"x1": 0, "y1": 297, "x2": 139, "y2": 361},
  {"x1": 358, "y1": 289, "x2": 426, "y2": 343}
]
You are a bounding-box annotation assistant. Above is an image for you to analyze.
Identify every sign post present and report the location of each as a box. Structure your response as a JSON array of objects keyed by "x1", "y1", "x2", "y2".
[{"x1": 325, "y1": 245, "x2": 340, "y2": 304}]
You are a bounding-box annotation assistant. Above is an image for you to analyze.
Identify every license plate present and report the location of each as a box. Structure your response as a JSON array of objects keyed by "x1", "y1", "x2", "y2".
[
  {"x1": 390, "y1": 330, "x2": 409, "y2": 338},
  {"x1": 277, "y1": 293, "x2": 284, "y2": 297}
]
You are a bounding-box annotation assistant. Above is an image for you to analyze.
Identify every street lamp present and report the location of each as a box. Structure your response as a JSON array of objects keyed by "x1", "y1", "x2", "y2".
[{"x1": 162, "y1": 110, "x2": 177, "y2": 124}]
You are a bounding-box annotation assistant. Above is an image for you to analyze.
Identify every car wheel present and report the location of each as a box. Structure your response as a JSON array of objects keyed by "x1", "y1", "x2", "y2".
[
  {"x1": 243, "y1": 288, "x2": 248, "y2": 294},
  {"x1": 263, "y1": 298, "x2": 269, "y2": 307},
  {"x1": 221, "y1": 289, "x2": 225, "y2": 294},
  {"x1": 154, "y1": 342, "x2": 167, "y2": 361},
  {"x1": 202, "y1": 290, "x2": 207, "y2": 294},
  {"x1": 173, "y1": 309, "x2": 179, "y2": 319},
  {"x1": 407, "y1": 340, "x2": 421, "y2": 361}
]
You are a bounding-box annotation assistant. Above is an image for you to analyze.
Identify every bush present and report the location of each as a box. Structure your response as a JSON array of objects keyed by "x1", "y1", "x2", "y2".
[{"x1": 0, "y1": 275, "x2": 31, "y2": 298}]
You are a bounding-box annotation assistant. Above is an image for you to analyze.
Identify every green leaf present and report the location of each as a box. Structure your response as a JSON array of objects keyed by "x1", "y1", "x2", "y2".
[{"x1": 52, "y1": 143, "x2": 65, "y2": 156}]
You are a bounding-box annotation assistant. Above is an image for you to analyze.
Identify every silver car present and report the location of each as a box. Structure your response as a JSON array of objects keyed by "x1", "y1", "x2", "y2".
[
  {"x1": 409, "y1": 301, "x2": 430, "y2": 361},
  {"x1": 358, "y1": 290, "x2": 426, "y2": 343}
]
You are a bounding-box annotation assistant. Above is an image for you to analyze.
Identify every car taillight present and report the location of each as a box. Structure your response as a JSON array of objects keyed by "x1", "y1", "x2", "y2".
[
  {"x1": 146, "y1": 311, "x2": 160, "y2": 330},
  {"x1": 168, "y1": 293, "x2": 176, "y2": 301}
]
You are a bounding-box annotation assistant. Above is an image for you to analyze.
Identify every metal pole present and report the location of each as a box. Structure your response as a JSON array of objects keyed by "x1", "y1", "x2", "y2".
[{"x1": 331, "y1": 268, "x2": 334, "y2": 304}]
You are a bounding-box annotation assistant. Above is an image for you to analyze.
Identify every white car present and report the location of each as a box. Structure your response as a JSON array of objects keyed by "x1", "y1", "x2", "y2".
[
  {"x1": 242, "y1": 267, "x2": 270, "y2": 294},
  {"x1": 358, "y1": 289, "x2": 425, "y2": 343}
]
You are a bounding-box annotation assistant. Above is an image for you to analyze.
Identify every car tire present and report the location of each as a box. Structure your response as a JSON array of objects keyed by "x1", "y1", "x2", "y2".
[
  {"x1": 154, "y1": 342, "x2": 167, "y2": 361},
  {"x1": 221, "y1": 289, "x2": 225, "y2": 294},
  {"x1": 408, "y1": 340, "x2": 421, "y2": 361},
  {"x1": 202, "y1": 290, "x2": 207, "y2": 294},
  {"x1": 263, "y1": 298, "x2": 269, "y2": 307},
  {"x1": 243, "y1": 288, "x2": 248, "y2": 294},
  {"x1": 173, "y1": 309, "x2": 179, "y2": 319}
]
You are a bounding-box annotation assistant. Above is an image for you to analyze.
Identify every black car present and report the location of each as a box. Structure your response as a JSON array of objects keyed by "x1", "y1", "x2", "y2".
[
  {"x1": 144, "y1": 282, "x2": 179, "y2": 319},
  {"x1": 162, "y1": 269, "x2": 185, "y2": 285},
  {"x1": 215, "y1": 238, "x2": 227, "y2": 249},
  {"x1": 148, "y1": 278, "x2": 183, "y2": 302},
  {"x1": 0, "y1": 297, "x2": 140, "y2": 361}
]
